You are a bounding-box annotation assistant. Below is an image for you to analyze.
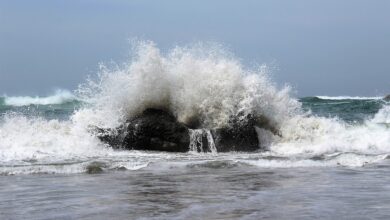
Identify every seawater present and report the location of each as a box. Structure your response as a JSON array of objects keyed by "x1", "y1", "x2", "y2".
[{"x1": 1, "y1": 42, "x2": 390, "y2": 219}]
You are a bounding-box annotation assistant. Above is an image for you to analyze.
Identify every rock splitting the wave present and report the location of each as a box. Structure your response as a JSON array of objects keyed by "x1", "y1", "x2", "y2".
[
  {"x1": 211, "y1": 114, "x2": 260, "y2": 152},
  {"x1": 97, "y1": 108, "x2": 191, "y2": 152},
  {"x1": 123, "y1": 109, "x2": 190, "y2": 152},
  {"x1": 95, "y1": 108, "x2": 271, "y2": 152},
  {"x1": 384, "y1": 95, "x2": 390, "y2": 101}
]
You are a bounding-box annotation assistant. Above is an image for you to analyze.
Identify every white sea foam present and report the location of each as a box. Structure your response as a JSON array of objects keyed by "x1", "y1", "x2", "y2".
[
  {"x1": 316, "y1": 96, "x2": 382, "y2": 100},
  {"x1": 0, "y1": 114, "x2": 106, "y2": 163},
  {"x1": 241, "y1": 153, "x2": 388, "y2": 168},
  {"x1": 3, "y1": 90, "x2": 76, "y2": 106},
  {"x1": 76, "y1": 41, "x2": 300, "y2": 129},
  {"x1": 0, "y1": 113, "x2": 166, "y2": 174},
  {"x1": 267, "y1": 104, "x2": 390, "y2": 157},
  {"x1": 1, "y1": 41, "x2": 390, "y2": 174},
  {"x1": 371, "y1": 104, "x2": 390, "y2": 124}
]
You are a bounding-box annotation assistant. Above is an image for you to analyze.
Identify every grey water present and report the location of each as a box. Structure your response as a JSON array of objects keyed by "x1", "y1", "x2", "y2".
[
  {"x1": 1, "y1": 97, "x2": 390, "y2": 219},
  {"x1": 2, "y1": 163, "x2": 390, "y2": 219}
]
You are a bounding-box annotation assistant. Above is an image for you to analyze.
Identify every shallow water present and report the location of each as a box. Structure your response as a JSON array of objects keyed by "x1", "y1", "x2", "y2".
[
  {"x1": 1, "y1": 95, "x2": 390, "y2": 219},
  {"x1": 2, "y1": 161, "x2": 390, "y2": 220},
  {"x1": 1, "y1": 43, "x2": 390, "y2": 219}
]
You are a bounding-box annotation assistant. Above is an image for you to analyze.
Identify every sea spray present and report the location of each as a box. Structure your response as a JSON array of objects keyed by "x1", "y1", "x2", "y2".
[
  {"x1": 372, "y1": 104, "x2": 390, "y2": 124},
  {"x1": 76, "y1": 41, "x2": 301, "y2": 130},
  {"x1": 271, "y1": 104, "x2": 390, "y2": 157},
  {"x1": 1, "y1": 41, "x2": 390, "y2": 174},
  {"x1": 0, "y1": 113, "x2": 106, "y2": 163}
]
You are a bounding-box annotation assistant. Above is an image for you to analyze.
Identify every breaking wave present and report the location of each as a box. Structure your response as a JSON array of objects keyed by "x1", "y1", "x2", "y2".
[
  {"x1": 316, "y1": 96, "x2": 383, "y2": 100},
  {"x1": 76, "y1": 41, "x2": 300, "y2": 129},
  {"x1": 372, "y1": 105, "x2": 390, "y2": 124},
  {"x1": 1, "y1": 40, "x2": 390, "y2": 174},
  {"x1": 1, "y1": 90, "x2": 77, "y2": 107}
]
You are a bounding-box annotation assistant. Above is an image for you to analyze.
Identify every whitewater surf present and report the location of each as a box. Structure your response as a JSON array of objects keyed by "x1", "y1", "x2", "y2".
[
  {"x1": 0, "y1": 41, "x2": 389, "y2": 175},
  {"x1": 2, "y1": 41, "x2": 390, "y2": 219}
]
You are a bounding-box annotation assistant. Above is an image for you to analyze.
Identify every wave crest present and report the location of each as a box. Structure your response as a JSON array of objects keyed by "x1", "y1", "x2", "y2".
[
  {"x1": 76, "y1": 41, "x2": 300, "y2": 129},
  {"x1": 1, "y1": 41, "x2": 390, "y2": 174},
  {"x1": 316, "y1": 96, "x2": 382, "y2": 100},
  {"x1": 3, "y1": 90, "x2": 77, "y2": 106}
]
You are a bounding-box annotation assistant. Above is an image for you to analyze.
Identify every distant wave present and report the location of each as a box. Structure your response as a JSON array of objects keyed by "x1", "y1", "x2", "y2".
[
  {"x1": 2, "y1": 90, "x2": 77, "y2": 106},
  {"x1": 316, "y1": 96, "x2": 383, "y2": 100}
]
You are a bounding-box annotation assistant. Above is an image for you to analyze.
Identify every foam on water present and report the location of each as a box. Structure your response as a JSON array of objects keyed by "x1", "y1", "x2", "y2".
[
  {"x1": 372, "y1": 104, "x2": 390, "y2": 124},
  {"x1": 241, "y1": 153, "x2": 388, "y2": 168},
  {"x1": 0, "y1": 113, "x2": 105, "y2": 163},
  {"x1": 3, "y1": 90, "x2": 76, "y2": 106},
  {"x1": 0, "y1": 113, "x2": 156, "y2": 175},
  {"x1": 316, "y1": 96, "x2": 382, "y2": 100},
  {"x1": 1, "y1": 41, "x2": 390, "y2": 174},
  {"x1": 267, "y1": 106, "x2": 390, "y2": 157}
]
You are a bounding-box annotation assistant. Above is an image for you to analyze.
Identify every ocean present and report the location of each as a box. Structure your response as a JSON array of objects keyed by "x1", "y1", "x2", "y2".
[{"x1": 1, "y1": 43, "x2": 390, "y2": 219}]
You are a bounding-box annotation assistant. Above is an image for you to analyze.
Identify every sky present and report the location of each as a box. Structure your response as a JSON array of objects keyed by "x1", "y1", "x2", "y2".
[{"x1": 0, "y1": 0, "x2": 389, "y2": 97}]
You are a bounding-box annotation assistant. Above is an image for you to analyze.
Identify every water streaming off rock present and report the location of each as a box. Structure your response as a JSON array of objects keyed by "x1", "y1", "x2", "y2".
[{"x1": 189, "y1": 129, "x2": 217, "y2": 153}]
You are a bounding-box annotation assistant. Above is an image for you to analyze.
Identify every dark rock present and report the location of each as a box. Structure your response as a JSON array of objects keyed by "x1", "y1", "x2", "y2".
[
  {"x1": 211, "y1": 114, "x2": 260, "y2": 152},
  {"x1": 384, "y1": 95, "x2": 390, "y2": 101},
  {"x1": 97, "y1": 108, "x2": 190, "y2": 152},
  {"x1": 94, "y1": 108, "x2": 278, "y2": 153},
  {"x1": 92, "y1": 126, "x2": 126, "y2": 148}
]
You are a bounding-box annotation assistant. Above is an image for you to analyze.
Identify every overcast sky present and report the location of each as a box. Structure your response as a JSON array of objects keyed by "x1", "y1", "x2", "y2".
[{"x1": 1, "y1": 0, "x2": 389, "y2": 96}]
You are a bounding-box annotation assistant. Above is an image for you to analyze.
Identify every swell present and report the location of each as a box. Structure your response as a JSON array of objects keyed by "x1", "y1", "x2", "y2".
[
  {"x1": 300, "y1": 97, "x2": 386, "y2": 123},
  {"x1": 1, "y1": 90, "x2": 79, "y2": 107}
]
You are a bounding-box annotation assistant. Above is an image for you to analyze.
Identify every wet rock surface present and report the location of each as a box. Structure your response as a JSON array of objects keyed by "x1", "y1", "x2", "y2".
[
  {"x1": 95, "y1": 108, "x2": 266, "y2": 152},
  {"x1": 96, "y1": 108, "x2": 190, "y2": 152}
]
